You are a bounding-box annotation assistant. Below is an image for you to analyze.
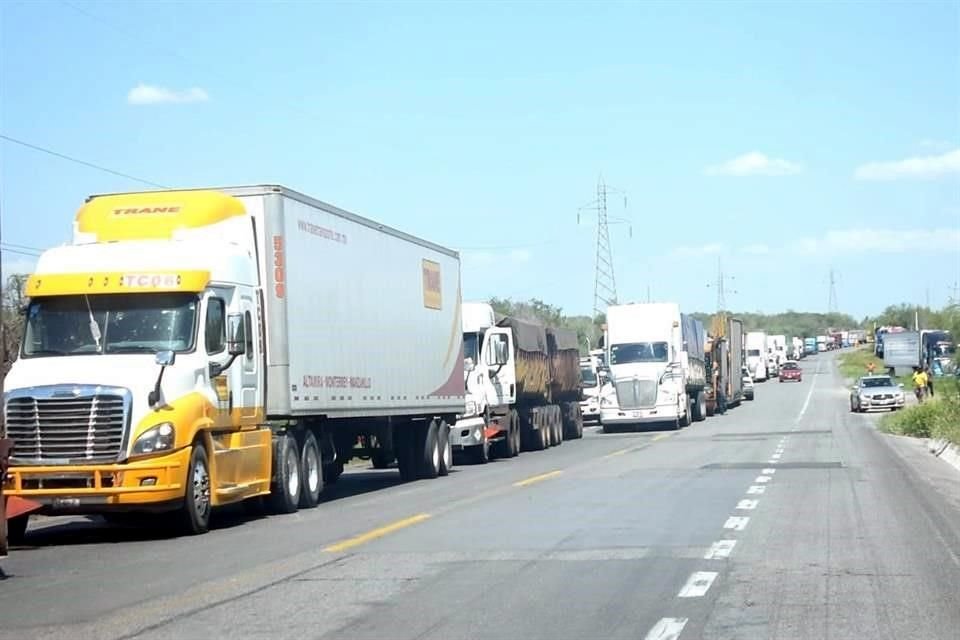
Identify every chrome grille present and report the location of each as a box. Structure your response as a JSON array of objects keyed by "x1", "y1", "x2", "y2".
[
  {"x1": 615, "y1": 378, "x2": 657, "y2": 410},
  {"x1": 4, "y1": 386, "x2": 130, "y2": 464}
]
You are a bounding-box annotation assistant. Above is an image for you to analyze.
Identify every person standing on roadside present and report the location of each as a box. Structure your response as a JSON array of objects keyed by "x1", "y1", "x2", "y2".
[
  {"x1": 867, "y1": 361, "x2": 876, "y2": 376},
  {"x1": 912, "y1": 366, "x2": 928, "y2": 403},
  {"x1": 924, "y1": 362, "x2": 935, "y2": 397}
]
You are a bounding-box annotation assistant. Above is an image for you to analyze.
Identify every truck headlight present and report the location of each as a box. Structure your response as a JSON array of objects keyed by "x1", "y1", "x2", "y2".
[
  {"x1": 465, "y1": 400, "x2": 477, "y2": 416},
  {"x1": 132, "y1": 422, "x2": 176, "y2": 455}
]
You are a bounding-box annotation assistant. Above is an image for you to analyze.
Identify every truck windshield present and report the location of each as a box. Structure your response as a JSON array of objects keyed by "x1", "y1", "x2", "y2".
[
  {"x1": 610, "y1": 342, "x2": 668, "y2": 364},
  {"x1": 463, "y1": 332, "x2": 480, "y2": 364},
  {"x1": 22, "y1": 293, "x2": 199, "y2": 357},
  {"x1": 747, "y1": 349, "x2": 761, "y2": 357},
  {"x1": 580, "y1": 365, "x2": 597, "y2": 386}
]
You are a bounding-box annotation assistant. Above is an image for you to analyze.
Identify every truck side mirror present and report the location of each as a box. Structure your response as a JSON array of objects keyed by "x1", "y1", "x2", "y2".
[
  {"x1": 494, "y1": 339, "x2": 509, "y2": 366},
  {"x1": 227, "y1": 313, "x2": 245, "y2": 356},
  {"x1": 155, "y1": 350, "x2": 176, "y2": 367}
]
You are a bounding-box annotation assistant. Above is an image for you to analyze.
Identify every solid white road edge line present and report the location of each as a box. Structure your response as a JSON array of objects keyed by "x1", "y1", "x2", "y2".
[
  {"x1": 678, "y1": 571, "x2": 719, "y2": 598},
  {"x1": 795, "y1": 356, "x2": 821, "y2": 424},
  {"x1": 644, "y1": 618, "x2": 689, "y2": 640}
]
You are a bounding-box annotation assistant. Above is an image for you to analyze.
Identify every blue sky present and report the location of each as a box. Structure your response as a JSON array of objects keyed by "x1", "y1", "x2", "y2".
[{"x1": 1, "y1": 0, "x2": 958, "y2": 319}]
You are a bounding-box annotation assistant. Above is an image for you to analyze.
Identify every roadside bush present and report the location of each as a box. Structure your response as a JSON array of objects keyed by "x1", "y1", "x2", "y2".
[{"x1": 881, "y1": 397, "x2": 960, "y2": 443}]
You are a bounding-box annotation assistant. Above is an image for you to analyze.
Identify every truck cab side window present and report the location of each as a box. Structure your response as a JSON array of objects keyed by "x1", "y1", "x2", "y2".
[{"x1": 206, "y1": 298, "x2": 226, "y2": 354}]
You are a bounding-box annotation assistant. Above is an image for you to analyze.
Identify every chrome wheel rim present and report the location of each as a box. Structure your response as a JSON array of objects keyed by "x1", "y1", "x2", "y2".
[{"x1": 193, "y1": 456, "x2": 211, "y2": 518}]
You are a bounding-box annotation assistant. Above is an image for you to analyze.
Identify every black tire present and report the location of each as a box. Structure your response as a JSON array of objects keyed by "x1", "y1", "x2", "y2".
[
  {"x1": 298, "y1": 431, "x2": 323, "y2": 509},
  {"x1": 554, "y1": 406, "x2": 564, "y2": 446},
  {"x1": 396, "y1": 428, "x2": 417, "y2": 482},
  {"x1": 417, "y1": 420, "x2": 441, "y2": 480},
  {"x1": 469, "y1": 434, "x2": 490, "y2": 464},
  {"x1": 270, "y1": 433, "x2": 301, "y2": 514},
  {"x1": 7, "y1": 514, "x2": 29, "y2": 545},
  {"x1": 438, "y1": 421, "x2": 452, "y2": 476},
  {"x1": 177, "y1": 442, "x2": 212, "y2": 535},
  {"x1": 324, "y1": 460, "x2": 344, "y2": 484},
  {"x1": 692, "y1": 391, "x2": 706, "y2": 422},
  {"x1": 511, "y1": 411, "x2": 522, "y2": 456},
  {"x1": 371, "y1": 450, "x2": 393, "y2": 470},
  {"x1": 562, "y1": 402, "x2": 583, "y2": 440}
]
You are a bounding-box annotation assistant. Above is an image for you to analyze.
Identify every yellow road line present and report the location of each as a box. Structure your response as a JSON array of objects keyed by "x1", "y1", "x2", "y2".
[
  {"x1": 604, "y1": 447, "x2": 633, "y2": 458},
  {"x1": 652, "y1": 433, "x2": 672, "y2": 441},
  {"x1": 324, "y1": 513, "x2": 431, "y2": 553},
  {"x1": 513, "y1": 470, "x2": 563, "y2": 487}
]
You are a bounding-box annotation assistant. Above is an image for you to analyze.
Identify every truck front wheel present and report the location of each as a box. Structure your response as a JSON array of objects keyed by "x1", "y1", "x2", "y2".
[
  {"x1": 692, "y1": 391, "x2": 706, "y2": 422},
  {"x1": 177, "y1": 443, "x2": 212, "y2": 535},
  {"x1": 270, "y1": 433, "x2": 301, "y2": 514},
  {"x1": 438, "y1": 421, "x2": 452, "y2": 476},
  {"x1": 298, "y1": 431, "x2": 323, "y2": 509}
]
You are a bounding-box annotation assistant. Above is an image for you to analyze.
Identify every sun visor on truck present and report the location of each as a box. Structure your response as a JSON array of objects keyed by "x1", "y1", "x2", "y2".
[{"x1": 497, "y1": 317, "x2": 548, "y2": 354}]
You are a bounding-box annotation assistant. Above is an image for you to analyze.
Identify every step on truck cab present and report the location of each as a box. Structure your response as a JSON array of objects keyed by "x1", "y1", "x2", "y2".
[
  {"x1": 600, "y1": 303, "x2": 706, "y2": 430},
  {"x1": 2, "y1": 186, "x2": 463, "y2": 539},
  {"x1": 452, "y1": 303, "x2": 584, "y2": 461}
]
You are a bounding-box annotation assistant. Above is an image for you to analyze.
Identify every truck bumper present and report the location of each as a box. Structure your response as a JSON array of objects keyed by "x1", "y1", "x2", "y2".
[
  {"x1": 2, "y1": 446, "x2": 192, "y2": 514},
  {"x1": 601, "y1": 404, "x2": 680, "y2": 425},
  {"x1": 580, "y1": 400, "x2": 601, "y2": 423},
  {"x1": 449, "y1": 416, "x2": 487, "y2": 449}
]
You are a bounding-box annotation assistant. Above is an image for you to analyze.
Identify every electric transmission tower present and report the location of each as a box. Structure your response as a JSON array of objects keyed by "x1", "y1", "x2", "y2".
[
  {"x1": 706, "y1": 257, "x2": 737, "y2": 336},
  {"x1": 578, "y1": 178, "x2": 630, "y2": 318},
  {"x1": 828, "y1": 268, "x2": 839, "y2": 315}
]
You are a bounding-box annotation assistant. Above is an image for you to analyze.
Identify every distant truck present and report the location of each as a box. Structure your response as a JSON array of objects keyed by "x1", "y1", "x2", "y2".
[
  {"x1": 705, "y1": 317, "x2": 745, "y2": 415},
  {"x1": 817, "y1": 335, "x2": 828, "y2": 352},
  {"x1": 883, "y1": 331, "x2": 921, "y2": 375},
  {"x1": 3, "y1": 185, "x2": 464, "y2": 540},
  {"x1": 579, "y1": 350, "x2": 605, "y2": 425},
  {"x1": 804, "y1": 337, "x2": 818, "y2": 356},
  {"x1": 601, "y1": 303, "x2": 706, "y2": 430},
  {"x1": 921, "y1": 330, "x2": 955, "y2": 375},
  {"x1": 745, "y1": 331, "x2": 768, "y2": 381},
  {"x1": 455, "y1": 303, "x2": 584, "y2": 461}
]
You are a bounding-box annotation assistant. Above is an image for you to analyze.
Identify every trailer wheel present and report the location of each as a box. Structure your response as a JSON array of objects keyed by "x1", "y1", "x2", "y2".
[
  {"x1": 438, "y1": 421, "x2": 453, "y2": 476},
  {"x1": 176, "y1": 442, "x2": 212, "y2": 535},
  {"x1": 270, "y1": 433, "x2": 301, "y2": 514},
  {"x1": 562, "y1": 402, "x2": 583, "y2": 440},
  {"x1": 396, "y1": 428, "x2": 417, "y2": 482},
  {"x1": 417, "y1": 420, "x2": 441, "y2": 479},
  {"x1": 511, "y1": 410, "x2": 522, "y2": 455},
  {"x1": 692, "y1": 391, "x2": 706, "y2": 422},
  {"x1": 7, "y1": 514, "x2": 29, "y2": 545},
  {"x1": 552, "y1": 405, "x2": 564, "y2": 446},
  {"x1": 298, "y1": 431, "x2": 323, "y2": 509}
]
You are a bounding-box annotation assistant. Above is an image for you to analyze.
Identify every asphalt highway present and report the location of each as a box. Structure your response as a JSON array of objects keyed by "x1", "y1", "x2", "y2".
[{"x1": 3, "y1": 350, "x2": 960, "y2": 640}]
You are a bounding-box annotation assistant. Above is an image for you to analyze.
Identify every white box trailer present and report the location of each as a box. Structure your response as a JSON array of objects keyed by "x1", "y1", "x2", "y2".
[{"x1": 4, "y1": 185, "x2": 463, "y2": 536}]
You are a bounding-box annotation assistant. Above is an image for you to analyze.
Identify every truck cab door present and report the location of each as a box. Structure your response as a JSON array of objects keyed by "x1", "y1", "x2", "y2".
[{"x1": 482, "y1": 328, "x2": 516, "y2": 408}]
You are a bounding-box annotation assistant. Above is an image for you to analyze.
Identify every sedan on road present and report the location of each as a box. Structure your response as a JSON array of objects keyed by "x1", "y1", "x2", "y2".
[
  {"x1": 779, "y1": 361, "x2": 802, "y2": 382},
  {"x1": 850, "y1": 375, "x2": 906, "y2": 412}
]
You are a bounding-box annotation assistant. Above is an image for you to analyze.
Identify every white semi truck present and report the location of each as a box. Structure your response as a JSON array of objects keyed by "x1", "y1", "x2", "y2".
[
  {"x1": 451, "y1": 303, "x2": 583, "y2": 462},
  {"x1": 3, "y1": 185, "x2": 464, "y2": 539},
  {"x1": 600, "y1": 303, "x2": 706, "y2": 430},
  {"x1": 745, "y1": 331, "x2": 768, "y2": 381}
]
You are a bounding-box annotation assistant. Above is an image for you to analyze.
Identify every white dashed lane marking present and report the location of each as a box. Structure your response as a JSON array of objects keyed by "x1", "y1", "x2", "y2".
[
  {"x1": 704, "y1": 540, "x2": 737, "y2": 559},
  {"x1": 747, "y1": 485, "x2": 766, "y2": 494},
  {"x1": 755, "y1": 475, "x2": 772, "y2": 483},
  {"x1": 677, "y1": 571, "x2": 719, "y2": 598},
  {"x1": 724, "y1": 516, "x2": 750, "y2": 531},
  {"x1": 762, "y1": 468, "x2": 776, "y2": 475},
  {"x1": 643, "y1": 618, "x2": 688, "y2": 640},
  {"x1": 737, "y1": 499, "x2": 759, "y2": 510}
]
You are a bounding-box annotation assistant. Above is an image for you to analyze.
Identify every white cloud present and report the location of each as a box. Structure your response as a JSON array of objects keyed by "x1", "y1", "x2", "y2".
[
  {"x1": 670, "y1": 243, "x2": 723, "y2": 258},
  {"x1": 705, "y1": 152, "x2": 803, "y2": 177},
  {"x1": 127, "y1": 83, "x2": 210, "y2": 105},
  {"x1": 854, "y1": 149, "x2": 960, "y2": 180},
  {"x1": 741, "y1": 243, "x2": 771, "y2": 255},
  {"x1": 791, "y1": 228, "x2": 960, "y2": 255}
]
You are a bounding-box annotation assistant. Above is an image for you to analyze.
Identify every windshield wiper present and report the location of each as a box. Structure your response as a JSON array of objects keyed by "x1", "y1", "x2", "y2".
[
  {"x1": 106, "y1": 346, "x2": 165, "y2": 354},
  {"x1": 26, "y1": 349, "x2": 69, "y2": 356}
]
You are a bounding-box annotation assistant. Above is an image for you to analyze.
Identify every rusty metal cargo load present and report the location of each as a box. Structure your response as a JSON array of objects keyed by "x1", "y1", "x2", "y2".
[
  {"x1": 498, "y1": 317, "x2": 550, "y2": 405},
  {"x1": 546, "y1": 327, "x2": 582, "y2": 403},
  {"x1": 727, "y1": 317, "x2": 745, "y2": 401}
]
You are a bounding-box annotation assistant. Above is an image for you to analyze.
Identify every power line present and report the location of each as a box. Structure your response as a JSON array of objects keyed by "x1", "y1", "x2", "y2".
[
  {"x1": 0, "y1": 134, "x2": 169, "y2": 189},
  {"x1": 0, "y1": 247, "x2": 41, "y2": 258},
  {"x1": 1, "y1": 242, "x2": 43, "y2": 253}
]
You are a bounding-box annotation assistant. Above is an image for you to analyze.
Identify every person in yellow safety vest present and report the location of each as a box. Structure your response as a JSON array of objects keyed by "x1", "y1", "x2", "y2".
[{"x1": 912, "y1": 367, "x2": 928, "y2": 403}]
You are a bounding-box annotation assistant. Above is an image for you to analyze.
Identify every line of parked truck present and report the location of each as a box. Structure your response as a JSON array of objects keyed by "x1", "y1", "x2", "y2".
[
  {"x1": 0, "y1": 185, "x2": 746, "y2": 545},
  {"x1": 1, "y1": 184, "x2": 879, "y2": 548}
]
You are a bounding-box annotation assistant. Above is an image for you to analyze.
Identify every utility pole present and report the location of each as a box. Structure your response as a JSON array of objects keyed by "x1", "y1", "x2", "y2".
[
  {"x1": 578, "y1": 177, "x2": 629, "y2": 318},
  {"x1": 950, "y1": 281, "x2": 960, "y2": 306}
]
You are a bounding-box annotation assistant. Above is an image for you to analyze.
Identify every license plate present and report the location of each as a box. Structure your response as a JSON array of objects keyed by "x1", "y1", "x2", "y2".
[{"x1": 632, "y1": 411, "x2": 641, "y2": 417}]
